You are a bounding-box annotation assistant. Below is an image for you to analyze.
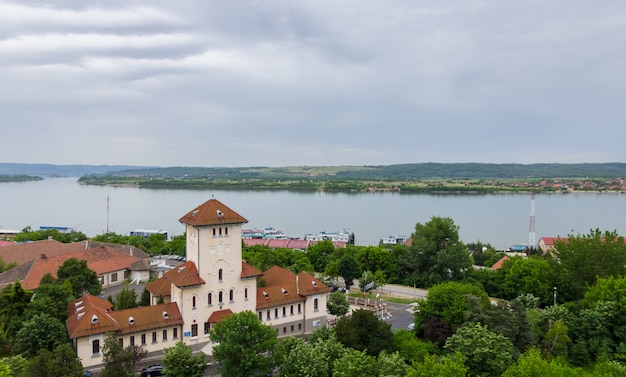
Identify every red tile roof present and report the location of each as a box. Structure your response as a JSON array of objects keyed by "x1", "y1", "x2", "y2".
[
  {"x1": 179, "y1": 198, "x2": 248, "y2": 227},
  {"x1": 243, "y1": 239, "x2": 268, "y2": 247},
  {"x1": 267, "y1": 239, "x2": 289, "y2": 249},
  {"x1": 66, "y1": 295, "x2": 182, "y2": 339},
  {"x1": 287, "y1": 239, "x2": 309, "y2": 250},
  {"x1": 0, "y1": 245, "x2": 141, "y2": 290},
  {"x1": 0, "y1": 239, "x2": 83, "y2": 266},
  {"x1": 146, "y1": 276, "x2": 171, "y2": 298},
  {"x1": 163, "y1": 261, "x2": 205, "y2": 288},
  {"x1": 241, "y1": 261, "x2": 263, "y2": 278},
  {"x1": 256, "y1": 266, "x2": 329, "y2": 309},
  {"x1": 491, "y1": 256, "x2": 510, "y2": 271},
  {"x1": 207, "y1": 309, "x2": 233, "y2": 323}
]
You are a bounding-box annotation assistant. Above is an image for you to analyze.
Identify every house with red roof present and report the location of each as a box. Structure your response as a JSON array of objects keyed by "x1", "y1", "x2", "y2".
[
  {"x1": 66, "y1": 295, "x2": 183, "y2": 368},
  {"x1": 0, "y1": 243, "x2": 148, "y2": 290},
  {"x1": 73, "y1": 198, "x2": 330, "y2": 368}
]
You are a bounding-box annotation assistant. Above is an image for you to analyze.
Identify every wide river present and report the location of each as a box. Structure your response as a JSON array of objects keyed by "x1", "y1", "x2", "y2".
[{"x1": 0, "y1": 177, "x2": 624, "y2": 249}]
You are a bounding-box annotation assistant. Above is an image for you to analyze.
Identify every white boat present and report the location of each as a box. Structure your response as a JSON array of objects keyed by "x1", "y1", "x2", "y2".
[{"x1": 304, "y1": 229, "x2": 354, "y2": 244}]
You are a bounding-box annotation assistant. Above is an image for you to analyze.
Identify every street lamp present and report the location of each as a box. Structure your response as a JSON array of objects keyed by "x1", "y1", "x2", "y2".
[{"x1": 553, "y1": 286, "x2": 557, "y2": 306}]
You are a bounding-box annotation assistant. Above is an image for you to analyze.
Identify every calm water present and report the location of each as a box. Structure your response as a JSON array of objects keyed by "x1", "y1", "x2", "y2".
[{"x1": 1, "y1": 177, "x2": 624, "y2": 249}]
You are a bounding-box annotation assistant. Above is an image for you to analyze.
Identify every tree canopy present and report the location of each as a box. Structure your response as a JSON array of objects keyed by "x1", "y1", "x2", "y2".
[
  {"x1": 210, "y1": 310, "x2": 278, "y2": 377},
  {"x1": 57, "y1": 258, "x2": 102, "y2": 298}
]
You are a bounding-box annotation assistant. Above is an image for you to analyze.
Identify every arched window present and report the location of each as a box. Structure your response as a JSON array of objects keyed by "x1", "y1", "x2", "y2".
[
  {"x1": 218, "y1": 269, "x2": 223, "y2": 282},
  {"x1": 208, "y1": 292, "x2": 212, "y2": 305},
  {"x1": 229, "y1": 289, "x2": 234, "y2": 302},
  {"x1": 314, "y1": 298, "x2": 319, "y2": 311},
  {"x1": 218, "y1": 291, "x2": 223, "y2": 304},
  {"x1": 244, "y1": 287, "x2": 248, "y2": 300},
  {"x1": 192, "y1": 295, "x2": 197, "y2": 309}
]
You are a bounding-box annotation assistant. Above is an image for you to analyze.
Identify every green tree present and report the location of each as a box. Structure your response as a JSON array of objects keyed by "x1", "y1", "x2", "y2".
[
  {"x1": 331, "y1": 348, "x2": 377, "y2": 377},
  {"x1": 210, "y1": 310, "x2": 278, "y2": 377},
  {"x1": 0, "y1": 280, "x2": 33, "y2": 339},
  {"x1": 502, "y1": 347, "x2": 580, "y2": 377},
  {"x1": 12, "y1": 313, "x2": 69, "y2": 358},
  {"x1": 140, "y1": 287, "x2": 151, "y2": 306},
  {"x1": 335, "y1": 309, "x2": 394, "y2": 357},
  {"x1": 444, "y1": 322, "x2": 515, "y2": 376},
  {"x1": 162, "y1": 341, "x2": 206, "y2": 377},
  {"x1": 407, "y1": 217, "x2": 472, "y2": 287},
  {"x1": 114, "y1": 284, "x2": 138, "y2": 310},
  {"x1": 549, "y1": 229, "x2": 626, "y2": 300},
  {"x1": 100, "y1": 332, "x2": 133, "y2": 377},
  {"x1": 393, "y1": 330, "x2": 439, "y2": 364},
  {"x1": 414, "y1": 281, "x2": 489, "y2": 343},
  {"x1": 376, "y1": 351, "x2": 410, "y2": 377},
  {"x1": 24, "y1": 280, "x2": 73, "y2": 322},
  {"x1": 57, "y1": 258, "x2": 102, "y2": 298},
  {"x1": 21, "y1": 343, "x2": 84, "y2": 377},
  {"x1": 281, "y1": 339, "x2": 332, "y2": 377},
  {"x1": 327, "y1": 291, "x2": 350, "y2": 317},
  {"x1": 338, "y1": 254, "x2": 361, "y2": 289},
  {"x1": 406, "y1": 352, "x2": 468, "y2": 377}
]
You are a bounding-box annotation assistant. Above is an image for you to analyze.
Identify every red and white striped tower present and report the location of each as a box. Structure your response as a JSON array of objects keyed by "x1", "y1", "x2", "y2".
[{"x1": 529, "y1": 186, "x2": 536, "y2": 248}]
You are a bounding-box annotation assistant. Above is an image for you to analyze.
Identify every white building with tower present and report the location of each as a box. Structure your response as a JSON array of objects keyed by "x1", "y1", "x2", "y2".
[{"x1": 66, "y1": 198, "x2": 329, "y2": 368}]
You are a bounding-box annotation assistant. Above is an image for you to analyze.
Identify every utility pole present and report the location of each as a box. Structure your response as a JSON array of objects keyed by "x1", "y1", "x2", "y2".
[{"x1": 529, "y1": 186, "x2": 536, "y2": 248}]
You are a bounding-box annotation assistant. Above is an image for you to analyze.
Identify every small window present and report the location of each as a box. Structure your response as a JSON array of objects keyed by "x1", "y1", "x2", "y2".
[
  {"x1": 111, "y1": 273, "x2": 118, "y2": 282},
  {"x1": 274, "y1": 308, "x2": 278, "y2": 319},
  {"x1": 162, "y1": 329, "x2": 167, "y2": 341},
  {"x1": 283, "y1": 327, "x2": 287, "y2": 334},
  {"x1": 314, "y1": 298, "x2": 319, "y2": 312},
  {"x1": 218, "y1": 269, "x2": 223, "y2": 281},
  {"x1": 119, "y1": 338, "x2": 123, "y2": 347},
  {"x1": 141, "y1": 333, "x2": 146, "y2": 345},
  {"x1": 124, "y1": 270, "x2": 130, "y2": 279},
  {"x1": 298, "y1": 304, "x2": 302, "y2": 314},
  {"x1": 298, "y1": 323, "x2": 302, "y2": 330},
  {"x1": 130, "y1": 336, "x2": 135, "y2": 346},
  {"x1": 225, "y1": 227, "x2": 229, "y2": 236},
  {"x1": 208, "y1": 292, "x2": 212, "y2": 306},
  {"x1": 266, "y1": 310, "x2": 270, "y2": 320},
  {"x1": 204, "y1": 322, "x2": 210, "y2": 335},
  {"x1": 173, "y1": 328, "x2": 178, "y2": 339},
  {"x1": 152, "y1": 331, "x2": 157, "y2": 343},
  {"x1": 92, "y1": 339, "x2": 100, "y2": 355},
  {"x1": 259, "y1": 312, "x2": 263, "y2": 321},
  {"x1": 290, "y1": 305, "x2": 294, "y2": 315},
  {"x1": 244, "y1": 288, "x2": 248, "y2": 300},
  {"x1": 219, "y1": 227, "x2": 222, "y2": 236},
  {"x1": 191, "y1": 324, "x2": 198, "y2": 337},
  {"x1": 291, "y1": 325, "x2": 294, "y2": 332},
  {"x1": 229, "y1": 289, "x2": 234, "y2": 302},
  {"x1": 212, "y1": 228, "x2": 216, "y2": 237},
  {"x1": 192, "y1": 296, "x2": 197, "y2": 309},
  {"x1": 219, "y1": 291, "x2": 223, "y2": 304},
  {"x1": 282, "y1": 307, "x2": 286, "y2": 317}
]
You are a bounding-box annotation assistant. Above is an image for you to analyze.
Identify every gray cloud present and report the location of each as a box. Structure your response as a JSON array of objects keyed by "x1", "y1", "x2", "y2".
[{"x1": 0, "y1": 0, "x2": 624, "y2": 166}]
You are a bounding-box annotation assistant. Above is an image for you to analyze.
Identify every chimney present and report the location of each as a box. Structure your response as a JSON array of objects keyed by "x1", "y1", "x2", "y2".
[
  {"x1": 47, "y1": 236, "x2": 53, "y2": 241},
  {"x1": 41, "y1": 253, "x2": 47, "y2": 259},
  {"x1": 296, "y1": 274, "x2": 300, "y2": 295}
]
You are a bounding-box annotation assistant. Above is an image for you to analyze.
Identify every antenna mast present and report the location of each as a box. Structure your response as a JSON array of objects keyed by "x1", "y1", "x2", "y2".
[
  {"x1": 529, "y1": 186, "x2": 536, "y2": 248},
  {"x1": 106, "y1": 194, "x2": 110, "y2": 235}
]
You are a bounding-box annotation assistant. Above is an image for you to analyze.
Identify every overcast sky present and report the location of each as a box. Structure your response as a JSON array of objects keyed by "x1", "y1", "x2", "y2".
[{"x1": 1, "y1": 1, "x2": 625, "y2": 167}]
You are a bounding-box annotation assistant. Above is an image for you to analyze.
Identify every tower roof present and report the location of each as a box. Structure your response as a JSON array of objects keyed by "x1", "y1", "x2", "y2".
[{"x1": 179, "y1": 198, "x2": 248, "y2": 227}]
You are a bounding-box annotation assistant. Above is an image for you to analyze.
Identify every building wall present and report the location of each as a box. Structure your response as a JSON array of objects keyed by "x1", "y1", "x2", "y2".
[
  {"x1": 180, "y1": 221, "x2": 257, "y2": 347},
  {"x1": 77, "y1": 324, "x2": 183, "y2": 369},
  {"x1": 303, "y1": 293, "x2": 328, "y2": 334},
  {"x1": 258, "y1": 302, "x2": 307, "y2": 337},
  {"x1": 98, "y1": 268, "x2": 130, "y2": 288}
]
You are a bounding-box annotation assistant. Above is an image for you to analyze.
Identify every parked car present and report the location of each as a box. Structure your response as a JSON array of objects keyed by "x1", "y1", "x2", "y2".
[
  {"x1": 84, "y1": 371, "x2": 93, "y2": 377},
  {"x1": 141, "y1": 365, "x2": 164, "y2": 377}
]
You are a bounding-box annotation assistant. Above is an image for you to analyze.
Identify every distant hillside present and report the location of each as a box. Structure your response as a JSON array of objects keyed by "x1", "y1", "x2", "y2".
[
  {"x1": 0, "y1": 163, "x2": 157, "y2": 177},
  {"x1": 96, "y1": 163, "x2": 626, "y2": 180}
]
